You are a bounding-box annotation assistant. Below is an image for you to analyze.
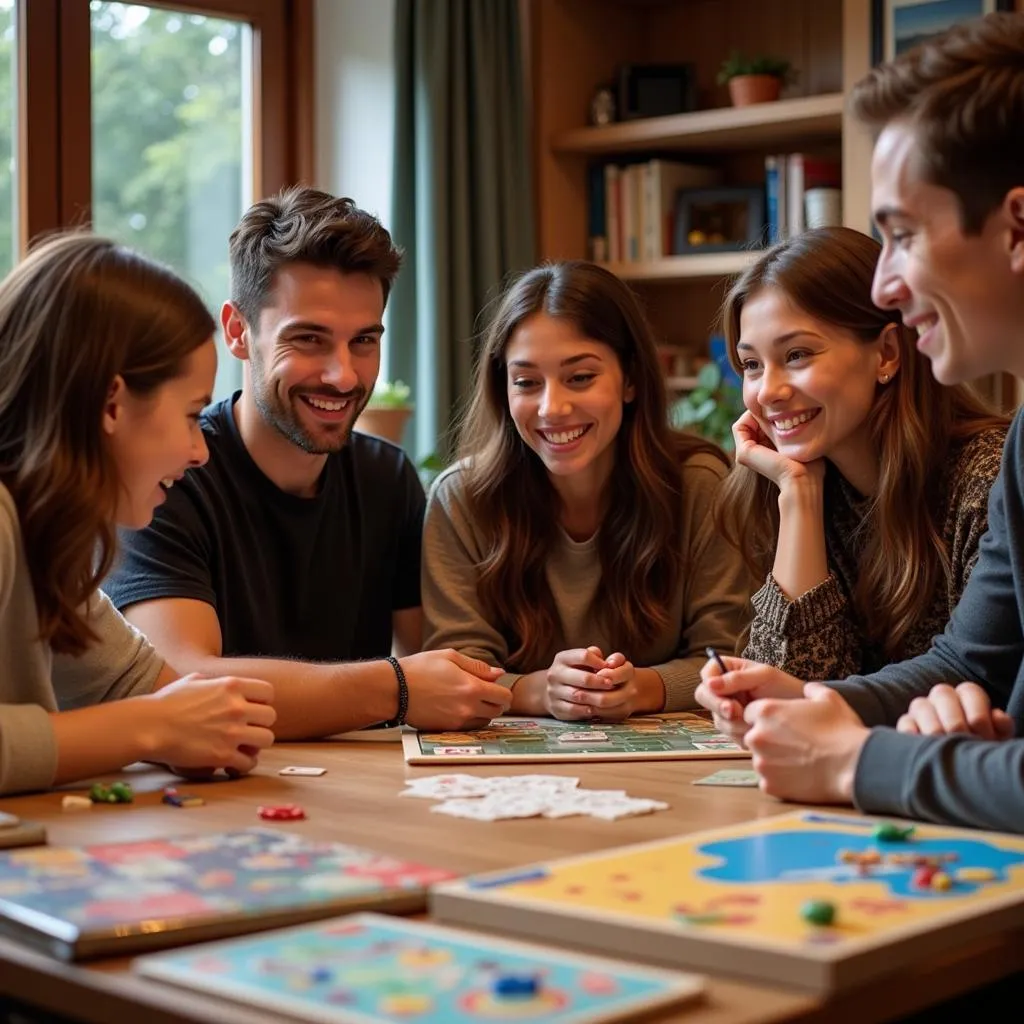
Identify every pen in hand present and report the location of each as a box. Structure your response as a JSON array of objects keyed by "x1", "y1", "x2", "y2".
[{"x1": 705, "y1": 646, "x2": 728, "y2": 675}]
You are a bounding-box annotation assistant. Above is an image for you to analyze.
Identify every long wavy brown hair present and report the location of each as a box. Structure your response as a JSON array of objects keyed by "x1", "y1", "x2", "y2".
[
  {"x1": 716, "y1": 226, "x2": 1008, "y2": 658},
  {"x1": 457, "y1": 260, "x2": 728, "y2": 670},
  {"x1": 0, "y1": 232, "x2": 215, "y2": 655}
]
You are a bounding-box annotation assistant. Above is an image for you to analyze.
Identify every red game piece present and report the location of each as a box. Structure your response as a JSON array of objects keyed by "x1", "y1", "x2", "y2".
[
  {"x1": 912, "y1": 865, "x2": 937, "y2": 889},
  {"x1": 258, "y1": 804, "x2": 306, "y2": 821}
]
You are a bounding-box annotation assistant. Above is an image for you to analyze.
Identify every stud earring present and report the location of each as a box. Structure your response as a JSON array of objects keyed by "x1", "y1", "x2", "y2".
[{"x1": 879, "y1": 373, "x2": 891, "y2": 383}]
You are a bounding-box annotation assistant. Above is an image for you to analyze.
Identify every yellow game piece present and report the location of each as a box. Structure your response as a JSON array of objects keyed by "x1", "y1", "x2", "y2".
[
  {"x1": 956, "y1": 867, "x2": 997, "y2": 883},
  {"x1": 61, "y1": 795, "x2": 92, "y2": 811},
  {"x1": 379, "y1": 994, "x2": 433, "y2": 1015},
  {"x1": 931, "y1": 872, "x2": 952, "y2": 891}
]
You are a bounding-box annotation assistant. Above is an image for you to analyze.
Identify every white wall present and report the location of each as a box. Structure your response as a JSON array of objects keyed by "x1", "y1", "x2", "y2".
[
  {"x1": 314, "y1": 0, "x2": 395, "y2": 226},
  {"x1": 314, "y1": 0, "x2": 396, "y2": 376}
]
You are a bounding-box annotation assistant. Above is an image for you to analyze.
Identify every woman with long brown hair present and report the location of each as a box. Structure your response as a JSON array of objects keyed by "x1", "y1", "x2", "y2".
[
  {"x1": 0, "y1": 231, "x2": 275, "y2": 795},
  {"x1": 713, "y1": 225, "x2": 1008, "y2": 687},
  {"x1": 422, "y1": 260, "x2": 752, "y2": 721}
]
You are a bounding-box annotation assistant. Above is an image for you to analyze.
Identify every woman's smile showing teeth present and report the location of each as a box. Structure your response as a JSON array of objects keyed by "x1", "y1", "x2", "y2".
[
  {"x1": 769, "y1": 408, "x2": 821, "y2": 435},
  {"x1": 537, "y1": 424, "x2": 592, "y2": 447}
]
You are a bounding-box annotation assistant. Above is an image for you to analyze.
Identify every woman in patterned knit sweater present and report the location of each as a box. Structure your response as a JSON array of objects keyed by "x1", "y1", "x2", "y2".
[
  {"x1": 422, "y1": 261, "x2": 752, "y2": 721},
  {"x1": 716, "y1": 226, "x2": 1009, "y2": 681}
]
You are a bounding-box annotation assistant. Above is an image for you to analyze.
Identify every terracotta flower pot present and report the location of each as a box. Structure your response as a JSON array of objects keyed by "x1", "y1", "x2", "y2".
[
  {"x1": 354, "y1": 406, "x2": 413, "y2": 445},
  {"x1": 727, "y1": 74, "x2": 782, "y2": 107}
]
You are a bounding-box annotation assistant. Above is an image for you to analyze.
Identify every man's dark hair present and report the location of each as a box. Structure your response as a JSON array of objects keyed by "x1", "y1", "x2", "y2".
[
  {"x1": 228, "y1": 185, "x2": 404, "y2": 321},
  {"x1": 850, "y1": 11, "x2": 1024, "y2": 234}
]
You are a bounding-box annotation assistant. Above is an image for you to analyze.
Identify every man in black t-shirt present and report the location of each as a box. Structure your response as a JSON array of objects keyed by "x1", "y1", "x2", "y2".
[{"x1": 104, "y1": 187, "x2": 511, "y2": 737}]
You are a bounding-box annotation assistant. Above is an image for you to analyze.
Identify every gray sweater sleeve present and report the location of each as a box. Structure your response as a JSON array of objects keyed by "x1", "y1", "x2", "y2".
[{"x1": 834, "y1": 412, "x2": 1024, "y2": 831}]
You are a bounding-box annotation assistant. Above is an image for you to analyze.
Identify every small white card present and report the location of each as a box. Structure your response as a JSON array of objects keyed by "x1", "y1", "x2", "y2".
[
  {"x1": 278, "y1": 766, "x2": 327, "y2": 777},
  {"x1": 692, "y1": 769, "x2": 760, "y2": 787}
]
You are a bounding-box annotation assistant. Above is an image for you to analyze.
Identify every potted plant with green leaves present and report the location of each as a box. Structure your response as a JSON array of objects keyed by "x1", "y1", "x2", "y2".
[
  {"x1": 670, "y1": 361, "x2": 745, "y2": 454},
  {"x1": 355, "y1": 379, "x2": 413, "y2": 445},
  {"x1": 717, "y1": 51, "x2": 796, "y2": 107}
]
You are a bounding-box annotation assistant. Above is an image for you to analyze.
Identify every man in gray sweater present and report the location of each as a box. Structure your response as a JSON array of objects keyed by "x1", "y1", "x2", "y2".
[{"x1": 695, "y1": 11, "x2": 1024, "y2": 832}]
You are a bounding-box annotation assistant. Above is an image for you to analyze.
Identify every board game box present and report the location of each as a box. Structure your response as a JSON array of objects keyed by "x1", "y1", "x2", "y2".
[
  {"x1": 0, "y1": 828, "x2": 455, "y2": 961},
  {"x1": 402, "y1": 712, "x2": 748, "y2": 764},
  {"x1": 431, "y1": 810, "x2": 1024, "y2": 995},
  {"x1": 135, "y1": 912, "x2": 705, "y2": 1024}
]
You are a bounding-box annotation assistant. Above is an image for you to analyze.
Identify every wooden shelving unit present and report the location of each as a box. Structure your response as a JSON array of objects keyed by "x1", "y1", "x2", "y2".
[
  {"x1": 531, "y1": 0, "x2": 873, "y2": 371},
  {"x1": 601, "y1": 251, "x2": 757, "y2": 283},
  {"x1": 553, "y1": 93, "x2": 845, "y2": 157}
]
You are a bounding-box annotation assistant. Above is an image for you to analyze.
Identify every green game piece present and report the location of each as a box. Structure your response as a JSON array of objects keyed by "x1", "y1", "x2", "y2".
[
  {"x1": 873, "y1": 822, "x2": 914, "y2": 842},
  {"x1": 88, "y1": 783, "x2": 110, "y2": 803},
  {"x1": 109, "y1": 782, "x2": 134, "y2": 803},
  {"x1": 800, "y1": 900, "x2": 836, "y2": 926}
]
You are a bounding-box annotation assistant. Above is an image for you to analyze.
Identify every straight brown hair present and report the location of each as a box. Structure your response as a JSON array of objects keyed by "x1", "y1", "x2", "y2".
[
  {"x1": 715, "y1": 227, "x2": 1008, "y2": 658},
  {"x1": 0, "y1": 232, "x2": 215, "y2": 654}
]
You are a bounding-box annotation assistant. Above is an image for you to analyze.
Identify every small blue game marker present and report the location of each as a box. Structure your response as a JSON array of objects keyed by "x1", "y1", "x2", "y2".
[
  {"x1": 493, "y1": 973, "x2": 540, "y2": 998},
  {"x1": 309, "y1": 966, "x2": 333, "y2": 984}
]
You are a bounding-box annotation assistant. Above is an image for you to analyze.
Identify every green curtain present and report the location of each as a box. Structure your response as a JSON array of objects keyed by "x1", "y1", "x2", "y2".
[{"x1": 390, "y1": 0, "x2": 536, "y2": 462}]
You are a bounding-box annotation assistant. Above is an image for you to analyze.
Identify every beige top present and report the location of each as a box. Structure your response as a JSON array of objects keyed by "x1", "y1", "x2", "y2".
[
  {"x1": 0, "y1": 482, "x2": 165, "y2": 795},
  {"x1": 422, "y1": 453, "x2": 753, "y2": 711}
]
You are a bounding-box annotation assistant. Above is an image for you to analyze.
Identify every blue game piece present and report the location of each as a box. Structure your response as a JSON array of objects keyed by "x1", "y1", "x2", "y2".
[
  {"x1": 309, "y1": 966, "x2": 333, "y2": 984},
  {"x1": 493, "y1": 973, "x2": 540, "y2": 998}
]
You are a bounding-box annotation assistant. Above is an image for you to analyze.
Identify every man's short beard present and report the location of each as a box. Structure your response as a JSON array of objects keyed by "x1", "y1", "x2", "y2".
[{"x1": 249, "y1": 351, "x2": 363, "y2": 454}]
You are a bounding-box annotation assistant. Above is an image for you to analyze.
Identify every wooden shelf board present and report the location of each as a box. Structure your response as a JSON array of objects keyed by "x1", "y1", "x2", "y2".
[
  {"x1": 553, "y1": 92, "x2": 845, "y2": 156},
  {"x1": 600, "y1": 251, "x2": 757, "y2": 281}
]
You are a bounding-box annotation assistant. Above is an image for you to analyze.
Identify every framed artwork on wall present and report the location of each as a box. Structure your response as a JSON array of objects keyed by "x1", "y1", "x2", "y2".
[{"x1": 872, "y1": 0, "x2": 1014, "y2": 65}]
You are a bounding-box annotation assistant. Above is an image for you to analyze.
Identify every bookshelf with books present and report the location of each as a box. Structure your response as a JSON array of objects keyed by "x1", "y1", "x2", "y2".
[{"x1": 530, "y1": 0, "x2": 874, "y2": 393}]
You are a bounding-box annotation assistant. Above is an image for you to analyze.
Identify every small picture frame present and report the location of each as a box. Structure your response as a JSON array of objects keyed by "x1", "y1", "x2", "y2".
[
  {"x1": 617, "y1": 62, "x2": 697, "y2": 120},
  {"x1": 871, "y1": 0, "x2": 1013, "y2": 66},
  {"x1": 672, "y1": 187, "x2": 766, "y2": 255}
]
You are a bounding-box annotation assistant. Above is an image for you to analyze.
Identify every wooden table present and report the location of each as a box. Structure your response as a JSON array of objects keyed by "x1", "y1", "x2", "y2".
[{"x1": 0, "y1": 738, "x2": 1020, "y2": 1024}]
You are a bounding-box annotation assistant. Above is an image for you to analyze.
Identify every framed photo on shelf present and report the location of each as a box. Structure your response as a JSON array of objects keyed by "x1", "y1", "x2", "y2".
[
  {"x1": 672, "y1": 186, "x2": 765, "y2": 255},
  {"x1": 871, "y1": 0, "x2": 1014, "y2": 65}
]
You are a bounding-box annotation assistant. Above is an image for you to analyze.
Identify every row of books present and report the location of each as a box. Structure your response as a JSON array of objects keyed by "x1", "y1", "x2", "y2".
[
  {"x1": 765, "y1": 152, "x2": 842, "y2": 242},
  {"x1": 588, "y1": 158, "x2": 720, "y2": 264},
  {"x1": 587, "y1": 153, "x2": 842, "y2": 264}
]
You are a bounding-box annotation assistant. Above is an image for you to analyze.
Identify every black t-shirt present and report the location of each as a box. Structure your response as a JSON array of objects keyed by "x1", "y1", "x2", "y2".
[{"x1": 103, "y1": 394, "x2": 425, "y2": 661}]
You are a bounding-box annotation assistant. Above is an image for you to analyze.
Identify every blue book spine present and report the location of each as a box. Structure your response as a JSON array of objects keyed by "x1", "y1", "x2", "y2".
[{"x1": 765, "y1": 155, "x2": 780, "y2": 244}]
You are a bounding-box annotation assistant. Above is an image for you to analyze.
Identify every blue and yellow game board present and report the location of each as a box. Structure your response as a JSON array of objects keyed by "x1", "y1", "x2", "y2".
[
  {"x1": 134, "y1": 912, "x2": 704, "y2": 1024},
  {"x1": 431, "y1": 811, "x2": 1024, "y2": 994}
]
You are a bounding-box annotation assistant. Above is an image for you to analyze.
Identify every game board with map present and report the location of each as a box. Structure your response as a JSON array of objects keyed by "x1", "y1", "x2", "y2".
[
  {"x1": 134, "y1": 912, "x2": 705, "y2": 1024},
  {"x1": 0, "y1": 829, "x2": 455, "y2": 961},
  {"x1": 431, "y1": 811, "x2": 1024, "y2": 994},
  {"x1": 401, "y1": 713, "x2": 748, "y2": 764}
]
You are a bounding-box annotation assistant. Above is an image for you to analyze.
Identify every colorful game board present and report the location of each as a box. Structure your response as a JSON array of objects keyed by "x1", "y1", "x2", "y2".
[
  {"x1": 134, "y1": 912, "x2": 704, "y2": 1024},
  {"x1": 402, "y1": 713, "x2": 748, "y2": 764},
  {"x1": 0, "y1": 828, "x2": 455, "y2": 961},
  {"x1": 431, "y1": 811, "x2": 1024, "y2": 995}
]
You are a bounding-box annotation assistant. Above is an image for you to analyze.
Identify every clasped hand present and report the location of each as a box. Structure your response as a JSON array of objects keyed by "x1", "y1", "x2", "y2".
[{"x1": 544, "y1": 646, "x2": 637, "y2": 721}]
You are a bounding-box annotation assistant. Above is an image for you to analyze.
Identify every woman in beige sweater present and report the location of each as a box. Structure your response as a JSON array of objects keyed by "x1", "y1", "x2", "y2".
[
  {"x1": 422, "y1": 260, "x2": 752, "y2": 722},
  {"x1": 0, "y1": 233, "x2": 275, "y2": 795}
]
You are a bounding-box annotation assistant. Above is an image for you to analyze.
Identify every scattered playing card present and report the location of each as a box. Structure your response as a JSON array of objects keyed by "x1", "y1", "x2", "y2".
[
  {"x1": 692, "y1": 769, "x2": 760, "y2": 787},
  {"x1": 402, "y1": 774, "x2": 667, "y2": 821},
  {"x1": 278, "y1": 766, "x2": 327, "y2": 777}
]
